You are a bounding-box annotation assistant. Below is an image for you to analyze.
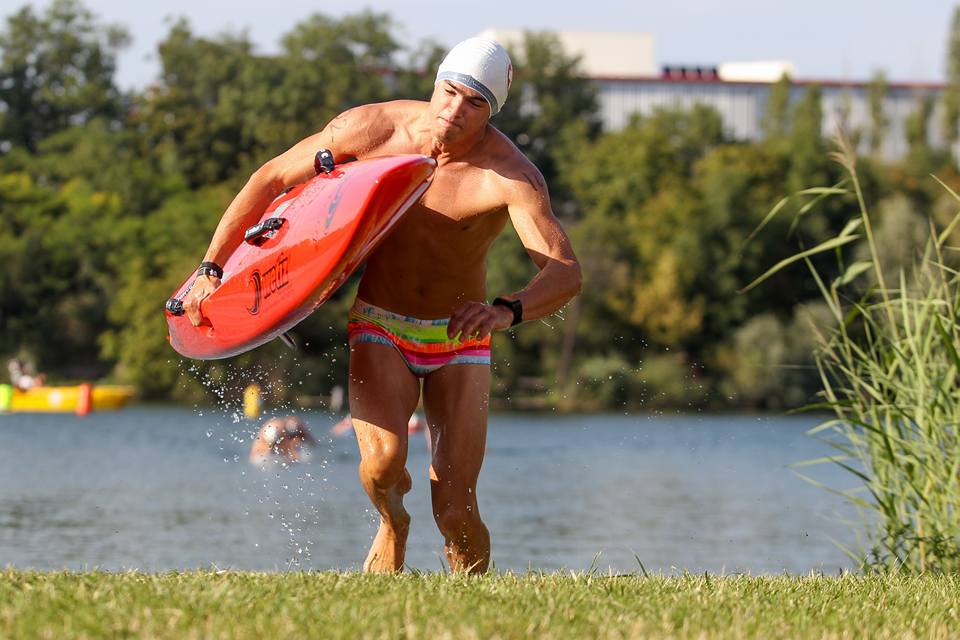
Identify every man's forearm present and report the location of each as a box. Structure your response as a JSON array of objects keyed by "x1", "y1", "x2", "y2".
[
  {"x1": 503, "y1": 258, "x2": 582, "y2": 323},
  {"x1": 202, "y1": 169, "x2": 286, "y2": 266}
]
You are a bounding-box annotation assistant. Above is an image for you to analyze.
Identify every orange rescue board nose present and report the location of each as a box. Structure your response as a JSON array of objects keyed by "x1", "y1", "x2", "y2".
[{"x1": 165, "y1": 154, "x2": 437, "y2": 360}]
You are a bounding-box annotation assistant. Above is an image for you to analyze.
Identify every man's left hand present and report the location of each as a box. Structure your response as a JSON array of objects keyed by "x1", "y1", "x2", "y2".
[{"x1": 448, "y1": 301, "x2": 514, "y2": 341}]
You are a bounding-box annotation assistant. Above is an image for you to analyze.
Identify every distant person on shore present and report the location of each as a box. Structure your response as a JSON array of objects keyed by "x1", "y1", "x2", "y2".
[
  {"x1": 6, "y1": 358, "x2": 46, "y2": 391},
  {"x1": 249, "y1": 416, "x2": 317, "y2": 464}
]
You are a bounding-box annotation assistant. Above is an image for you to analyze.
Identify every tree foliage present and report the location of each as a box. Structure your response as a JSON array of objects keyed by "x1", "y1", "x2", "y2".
[
  {"x1": 3, "y1": 1, "x2": 959, "y2": 412},
  {"x1": 943, "y1": 6, "x2": 960, "y2": 149},
  {"x1": 868, "y1": 70, "x2": 889, "y2": 155},
  {"x1": 0, "y1": 0, "x2": 129, "y2": 152}
]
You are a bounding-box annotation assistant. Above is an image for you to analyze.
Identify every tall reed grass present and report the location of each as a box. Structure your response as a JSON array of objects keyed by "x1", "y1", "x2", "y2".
[{"x1": 745, "y1": 134, "x2": 960, "y2": 573}]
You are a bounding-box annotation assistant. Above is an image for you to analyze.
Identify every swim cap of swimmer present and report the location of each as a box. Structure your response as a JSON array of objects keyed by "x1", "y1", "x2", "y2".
[
  {"x1": 435, "y1": 37, "x2": 513, "y2": 116},
  {"x1": 283, "y1": 417, "x2": 305, "y2": 436},
  {"x1": 262, "y1": 424, "x2": 280, "y2": 446}
]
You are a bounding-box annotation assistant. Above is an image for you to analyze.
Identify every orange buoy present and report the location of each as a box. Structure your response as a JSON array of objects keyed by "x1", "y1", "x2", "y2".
[{"x1": 75, "y1": 383, "x2": 93, "y2": 416}]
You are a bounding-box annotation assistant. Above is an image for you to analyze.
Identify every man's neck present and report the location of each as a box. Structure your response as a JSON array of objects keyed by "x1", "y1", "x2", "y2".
[{"x1": 415, "y1": 113, "x2": 487, "y2": 163}]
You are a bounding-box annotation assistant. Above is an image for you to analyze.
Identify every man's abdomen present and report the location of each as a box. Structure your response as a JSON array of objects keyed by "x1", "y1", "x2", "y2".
[{"x1": 357, "y1": 243, "x2": 488, "y2": 319}]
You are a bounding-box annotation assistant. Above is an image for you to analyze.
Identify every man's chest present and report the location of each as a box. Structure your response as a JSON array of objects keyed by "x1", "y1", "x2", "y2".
[
  {"x1": 417, "y1": 164, "x2": 506, "y2": 223},
  {"x1": 387, "y1": 164, "x2": 510, "y2": 253}
]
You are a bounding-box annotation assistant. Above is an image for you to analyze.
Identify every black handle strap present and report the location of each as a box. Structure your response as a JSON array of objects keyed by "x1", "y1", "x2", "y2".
[
  {"x1": 165, "y1": 298, "x2": 185, "y2": 316},
  {"x1": 244, "y1": 217, "x2": 286, "y2": 245},
  {"x1": 314, "y1": 149, "x2": 335, "y2": 174}
]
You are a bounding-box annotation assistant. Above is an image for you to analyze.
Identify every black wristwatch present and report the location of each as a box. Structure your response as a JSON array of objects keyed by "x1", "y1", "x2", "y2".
[
  {"x1": 492, "y1": 297, "x2": 523, "y2": 327},
  {"x1": 197, "y1": 261, "x2": 223, "y2": 279}
]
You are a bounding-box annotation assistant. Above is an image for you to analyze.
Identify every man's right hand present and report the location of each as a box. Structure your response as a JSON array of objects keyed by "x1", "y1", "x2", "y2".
[{"x1": 184, "y1": 275, "x2": 221, "y2": 326}]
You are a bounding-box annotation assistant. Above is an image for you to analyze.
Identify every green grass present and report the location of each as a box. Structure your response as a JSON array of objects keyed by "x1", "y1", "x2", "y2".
[{"x1": 3, "y1": 570, "x2": 960, "y2": 639}]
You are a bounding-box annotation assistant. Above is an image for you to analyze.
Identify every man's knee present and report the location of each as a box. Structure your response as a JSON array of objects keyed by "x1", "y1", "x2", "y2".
[
  {"x1": 434, "y1": 502, "x2": 480, "y2": 538},
  {"x1": 358, "y1": 441, "x2": 407, "y2": 488}
]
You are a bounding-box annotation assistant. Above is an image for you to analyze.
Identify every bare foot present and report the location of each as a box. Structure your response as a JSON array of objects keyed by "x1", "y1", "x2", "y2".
[
  {"x1": 444, "y1": 528, "x2": 490, "y2": 574},
  {"x1": 363, "y1": 513, "x2": 410, "y2": 573}
]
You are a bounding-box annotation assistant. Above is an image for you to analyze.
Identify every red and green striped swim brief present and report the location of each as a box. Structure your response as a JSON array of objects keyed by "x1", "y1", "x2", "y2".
[{"x1": 347, "y1": 298, "x2": 492, "y2": 377}]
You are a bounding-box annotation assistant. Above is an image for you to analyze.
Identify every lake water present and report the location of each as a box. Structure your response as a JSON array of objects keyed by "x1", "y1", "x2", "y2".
[{"x1": 0, "y1": 407, "x2": 857, "y2": 574}]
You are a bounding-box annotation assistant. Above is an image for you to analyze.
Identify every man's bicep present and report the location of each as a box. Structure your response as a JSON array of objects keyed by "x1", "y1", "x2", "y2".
[
  {"x1": 267, "y1": 108, "x2": 371, "y2": 188},
  {"x1": 507, "y1": 187, "x2": 577, "y2": 269}
]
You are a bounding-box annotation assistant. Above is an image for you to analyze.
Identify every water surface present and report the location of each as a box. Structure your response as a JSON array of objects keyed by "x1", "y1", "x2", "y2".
[{"x1": 0, "y1": 408, "x2": 855, "y2": 574}]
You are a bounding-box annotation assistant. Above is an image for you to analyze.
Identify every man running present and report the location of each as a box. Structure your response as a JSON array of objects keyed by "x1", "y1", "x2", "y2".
[{"x1": 184, "y1": 37, "x2": 582, "y2": 573}]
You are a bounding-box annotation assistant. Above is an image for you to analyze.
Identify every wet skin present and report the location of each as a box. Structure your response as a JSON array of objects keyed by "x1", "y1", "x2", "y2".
[{"x1": 184, "y1": 81, "x2": 581, "y2": 573}]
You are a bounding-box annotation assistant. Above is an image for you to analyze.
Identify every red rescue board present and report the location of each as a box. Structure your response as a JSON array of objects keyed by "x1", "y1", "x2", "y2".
[{"x1": 166, "y1": 154, "x2": 436, "y2": 360}]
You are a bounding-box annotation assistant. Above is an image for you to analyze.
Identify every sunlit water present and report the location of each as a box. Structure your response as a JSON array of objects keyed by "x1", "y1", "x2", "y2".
[{"x1": 0, "y1": 407, "x2": 856, "y2": 574}]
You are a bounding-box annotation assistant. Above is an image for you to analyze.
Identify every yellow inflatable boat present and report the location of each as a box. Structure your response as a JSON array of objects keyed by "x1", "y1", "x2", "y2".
[{"x1": 0, "y1": 384, "x2": 135, "y2": 415}]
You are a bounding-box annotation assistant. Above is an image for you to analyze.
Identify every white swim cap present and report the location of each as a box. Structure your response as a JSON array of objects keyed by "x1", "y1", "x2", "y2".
[
  {"x1": 262, "y1": 424, "x2": 279, "y2": 446},
  {"x1": 435, "y1": 37, "x2": 513, "y2": 116},
  {"x1": 283, "y1": 417, "x2": 305, "y2": 435}
]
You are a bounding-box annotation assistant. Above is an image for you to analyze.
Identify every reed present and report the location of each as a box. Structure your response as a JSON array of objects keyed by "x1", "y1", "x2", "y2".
[{"x1": 745, "y1": 133, "x2": 960, "y2": 573}]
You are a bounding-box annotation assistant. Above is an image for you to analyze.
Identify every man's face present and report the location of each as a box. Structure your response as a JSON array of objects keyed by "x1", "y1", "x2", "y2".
[{"x1": 429, "y1": 80, "x2": 490, "y2": 143}]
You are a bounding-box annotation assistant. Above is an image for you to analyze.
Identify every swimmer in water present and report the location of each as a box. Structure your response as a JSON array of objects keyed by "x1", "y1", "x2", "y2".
[{"x1": 249, "y1": 416, "x2": 316, "y2": 464}]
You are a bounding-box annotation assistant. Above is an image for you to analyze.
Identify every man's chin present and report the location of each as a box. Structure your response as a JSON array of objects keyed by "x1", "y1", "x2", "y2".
[{"x1": 433, "y1": 128, "x2": 458, "y2": 144}]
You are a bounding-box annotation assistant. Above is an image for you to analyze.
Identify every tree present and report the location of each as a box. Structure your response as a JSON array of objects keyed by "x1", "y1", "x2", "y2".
[
  {"x1": 276, "y1": 11, "x2": 399, "y2": 143},
  {"x1": 904, "y1": 93, "x2": 941, "y2": 176},
  {"x1": 693, "y1": 143, "x2": 793, "y2": 336},
  {"x1": 494, "y1": 31, "x2": 601, "y2": 199},
  {"x1": 481, "y1": 31, "x2": 601, "y2": 404},
  {"x1": 762, "y1": 73, "x2": 792, "y2": 143},
  {"x1": 943, "y1": 6, "x2": 960, "y2": 150},
  {"x1": 391, "y1": 40, "x2": 447, "y2": 100},
  {"x1": 562, "y1": 106, "x2": 726, "y2": 355},
  {"x1": 787, "y1": 85, "x2": 826, "y2": 193},
  {"x1": 135, "y1": 12, "x2": 400, "y2": 188},
  {"x1": 868, "y1": 70, "x2": 889, "y2": 155},
  {"x1": 132, "y1": 20, "x2": 281, "y2": 187},
  {"x1": 0, "y1": 171, "x2": 125, "y2": 377},
  {"x1": 833, "y1": 89, "x2": 861, "y2": 150},
  {"x1": 0, "y1": 0, "x2": 129, "y2": 153}
]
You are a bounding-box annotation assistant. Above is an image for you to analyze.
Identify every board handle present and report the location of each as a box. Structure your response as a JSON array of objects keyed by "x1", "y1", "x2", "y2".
[
  {"x1": 165, "y1": 298, "x2": 185, "y2": 316},
  {"x1": 244, "y1": 217, "x2": 286, "y2": 246},
  {"x1": 164, "y1": 294, "x2": 212, "y2": 328}
]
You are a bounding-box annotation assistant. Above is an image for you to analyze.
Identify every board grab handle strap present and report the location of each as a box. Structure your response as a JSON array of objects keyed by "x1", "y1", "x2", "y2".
[
  {"x1": 244, "y1": 217, "x2": 285, "y2": 245},
  {"x1": 165, "y1": 279, "x2": 210, "y2": 325},
  {"x1": 314, "y1": 149, "x2": 335, "y2": 174},
  {"x1": 166, "y1": 298, "x2": 185, "y2": 316}
]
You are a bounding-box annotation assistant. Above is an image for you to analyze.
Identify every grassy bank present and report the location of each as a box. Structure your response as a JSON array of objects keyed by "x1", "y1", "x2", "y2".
[{"x1": 3, "y1": 570, "x2": 959, "y2": 639}]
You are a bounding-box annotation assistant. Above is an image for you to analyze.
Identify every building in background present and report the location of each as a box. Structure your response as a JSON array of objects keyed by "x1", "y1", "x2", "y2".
[{"x1": 481, "y1": 29, "x2": 948, "y2": 160}]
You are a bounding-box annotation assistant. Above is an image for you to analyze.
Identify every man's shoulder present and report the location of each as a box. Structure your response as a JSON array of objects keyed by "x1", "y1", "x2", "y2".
[
  {"x1": 481, "y1": 127, "x2": 547, "y2": 196},
  {"x1": 351, "y1": 99, "x2": 427, "y2": 125},
  {"x1": 334, "y1": 100, "x2": 427, "y2": 155}
]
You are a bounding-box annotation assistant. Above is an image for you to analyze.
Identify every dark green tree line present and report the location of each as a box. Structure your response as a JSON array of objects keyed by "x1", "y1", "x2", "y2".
[{"x1": 4, "y1": 0, "x2": 960, "y2": 412}]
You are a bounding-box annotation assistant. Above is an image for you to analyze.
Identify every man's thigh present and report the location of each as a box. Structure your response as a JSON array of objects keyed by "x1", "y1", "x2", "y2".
[
  {"x1": 349, "y1": 342, "x2": 421, "y2": 449},
  {"x1": 422, "y1": 364, "x2": 490, "y2": 485}
]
